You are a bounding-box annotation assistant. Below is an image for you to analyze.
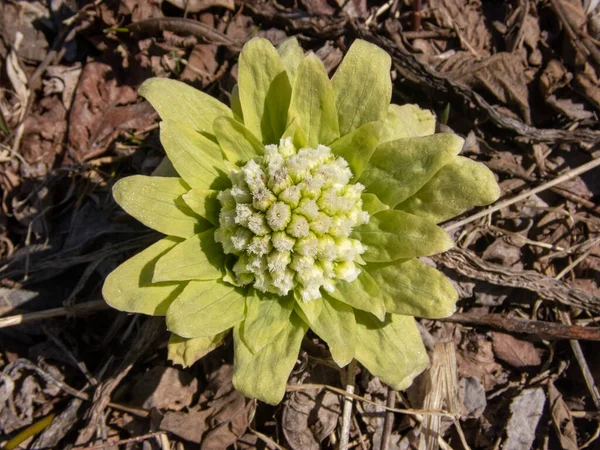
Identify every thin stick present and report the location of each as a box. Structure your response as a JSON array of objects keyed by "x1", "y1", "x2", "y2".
[
  {"x1": 287, "y1": 384, "x2": 454, "y2": 417},
  {"x1": 444, "y1": 157, "x2": 600, "y2": 231},
  {"x1": 339, "y1": 360, "x2": 357, "y2": 450},
  {"x1": 554, "y1": 248, "x2": 600, "y2": 410},
  {"x1": 72, "y1": 431, "x2": 168, "y2": 450},
  {"x1": 380, "y1": 389, "x2": 396, "y2": 450},
  {"x1": 0, "y1": 300, "x2": 109, "y2": 329},
  {"x1": 440, "y1": 312, "x2": 600, "y2": 341}
]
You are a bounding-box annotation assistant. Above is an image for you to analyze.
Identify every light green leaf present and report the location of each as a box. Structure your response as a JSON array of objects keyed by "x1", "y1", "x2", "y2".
[
  {"x1": 355, "y1": 311, "x2": 429, "y2": 390},
  {"x1": 233, "y1": 313, "x2": 307, "y2": 405},
  {"x1": 282, "y1": 117, "x2": 308, "y2": 149},
  {"x1": 295, "y1": 295, "x2": 356, "y2": 367},
  {"x1": 241, "y1": 290, "x2": 294, "y2": 353},
  {"x1": 366, "y1": 259, "x2": 458, "y2": 318},
  {"x1": 352, "y1": 210, "x2": 454, "y2": 262},
  {"x1": 153, "y1": 230, "x2": 225, "y2": 282},
  {"x1": 213, "y1": 116, "x2": 264, "y2": 165},
  {"x1": 289, "y1": 53, "x2": 339, "y2": 147},
  {"x1": 182, "y1": 189, "x2": 220, "y2": 225},
  {"x1": 328, "y1": 270, "x2": 386, "y2": 321},
  {"x1": 160, "y1": 120, "x2": 231, "y2": 191},
  {"x1": 166, "y1": 280, "x2": 245, "y2": 338},
  {"x1": 361, "y1": 193, "x2": 389, "y2": 216},
  {"x1": 278, "y1": 37, "x2": 305, "y2": 82},
  {"x1": 397, "y1": 156, "x2": 501, "y2": 223},
  {"x1": 379, "y1": 104, "x2": 436, "y2": 143},
  {"x1": 139, "y1": 78, "x2": 232, "y2": 135},
  {"x1": 113, "y1": 175, "x2": 203, "y2": 238},
  {"x1": 238, "y1": 37, "x2": 291, "y2": 144},
  {"x1": 151, "y1": 157, "x2": 178, "y2": 177},
  {"x1": 231, "y1": 84, "x2": 243, "y2": 121},
  {"x1": 168, "y1": 331, "x2": 228, "y2": 367},
  {"x1": 330, "y1": 121, "x2": 382, "y2": 178},
  {"x1": 102, "y1": 237, "x2": 185, "y2": 316},
  {"x1": 332, "y1": 40, "x2": 392, "y2": 136},
  {"x1": 359, "y1": 133, "x2": 464, "y2": 207}
]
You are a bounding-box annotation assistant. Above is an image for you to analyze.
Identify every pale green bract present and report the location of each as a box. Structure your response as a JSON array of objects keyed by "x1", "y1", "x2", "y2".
[{"x1": 102, "y1": 37, "x2": 501, "y2": 405}]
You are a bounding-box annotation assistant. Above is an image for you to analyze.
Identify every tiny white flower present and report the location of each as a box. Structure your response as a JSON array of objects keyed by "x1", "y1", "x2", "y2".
[{"x1": 215, "y1": 141, "x2": 369, "y2": 301}]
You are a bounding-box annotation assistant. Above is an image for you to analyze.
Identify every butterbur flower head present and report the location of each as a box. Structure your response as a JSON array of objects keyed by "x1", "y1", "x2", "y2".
[
  {"x1": 103, "y1": 37, "x2": 500, "y2": 405},
  {"x1": 215, "y1": 139, "x2": 369, "y2": 301}
]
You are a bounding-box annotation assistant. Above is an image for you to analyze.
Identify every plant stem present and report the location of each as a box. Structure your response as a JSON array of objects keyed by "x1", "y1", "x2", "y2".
[{"x1": 339, "y1": 359, "x2": 357, "y2": 450}]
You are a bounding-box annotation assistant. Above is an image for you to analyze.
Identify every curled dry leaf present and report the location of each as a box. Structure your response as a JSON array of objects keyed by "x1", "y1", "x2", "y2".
[
  {"x1": 435, "y1": 52, "x2": 532, "y2": 124},
  {"x1": 430, "y1": 0, "x2": 491, "y2": 55},
  {"x1": 548, "y1": 381, "x2": 578, "y2": 450},
  {"x1": 131, "y1": 366, "x2": 197, "y2": 411},
  {"x1": 67, "y1": 62, "x2": 157, "y2": 162},
  {"x1": 161, "y1": 364, "x2": 250, "y2": 448},
  {"x1": 540, "y1": 59, "x2": 594, "y2": 120},
  {"x1": 283, "y1": 388, "x2": 341, "y2": 450}
]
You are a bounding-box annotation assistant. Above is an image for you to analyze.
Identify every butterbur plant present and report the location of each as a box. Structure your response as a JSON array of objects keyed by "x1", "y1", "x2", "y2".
[{"x1": 103, "y1": 37, "x2": 500, "y2": 405}]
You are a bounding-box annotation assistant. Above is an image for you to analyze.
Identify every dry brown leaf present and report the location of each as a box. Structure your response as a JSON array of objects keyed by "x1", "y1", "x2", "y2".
[
  {"x1": 43, "y1": 64, "x2": 83, "y2": 111},
  {"x1": 0, "y1": 2, "x2": 48, "y2": 63},
  {"x1": 161, "y1": 408, "x2": 212, "y2": 443},
  {"x1": 430, "y1": 0, "x2": 491, "y2": 55},
  {"x1": 181, "y1": 43, "x2": 220, "y2": 86},
  {"x1": 67, "y1": 62, "x2": 157, "y2": 162},
  {"x1": 131, "y1": 366, "x2": 197, "y2": 411},
  {"x1": 435, "y1": 52, "x2": 532, "y2": 124},
  {"x1": 121, "y1": 0, "x2": 162, "y2": 21},
  {"x1": 158, "y1": 364, "x2": 250, "y2": 447},
  {"x1": 341, "y1": 0, "x2": 368, "y2": 19},
  {"x1": 300, "y1": 0, "x2": 336, "y2": 15},
  {"x1": 20, "y1": 96, "x2": 67, "y2": 174},
  {"x1": 574, "y1": 63, "x2": 600, "y2": 109},
  {"x1": 282, "y1": 388, "x2": 341, "y2": 450},
  {"x1": 491, "y1": 332, "x2": 542, "y2": 368},
  {"x1": 548, "y1": 381, "x2": 578, "y2": 450},
  {"x1": 165, "y1": 0, "x2": 234, "y2": 12},
  {"x1": 456, "y1": 332, "x2": 506, "y2": 390},
  {"x1": 540, "y1": 59, "x2": 594, "y2": 120},
  {"x1": 482, "y1": 239, "x2": 523, "y2": 270}
]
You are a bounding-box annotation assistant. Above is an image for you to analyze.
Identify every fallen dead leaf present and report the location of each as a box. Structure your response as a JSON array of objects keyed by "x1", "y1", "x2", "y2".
[
  {"x1": 540, "y1": 60, "x2": 594, "y2": 120},
  {"x1": 548, "y1": 381, "x2": 578, "y2": 450},
  {"x1": 43, "y1": 64, "x2": 83, "y2": 111},
  {"x1": 481, "y1": 239, "x2": 523, "y2": 270},
  {"x1": 283, "y1": 388, "x2": 341, "y2": 450},
  {"x1": 0, "y1": 1, "x2": 49, "y2": 63},
  {"x1": 456, "y1": 332, "x2": 506, "y2": 390},
  {"x1": 491, "y1": 332, "x2": 542, "y2": 368},
  {"x1": 435, "y1": 51, "x2": 532, "y2": 124},
  {"x1": 121, "y1": 0, "x2": 162, "y2": 21},
  {"x1": 161, "y1": 407, "x2": 212, "y2": 443},
  {"x1": 67, "y1": 62, "x2": 157, "y2": 162},
  {"x1": 131, "y1": 366, "x2": 197, "y2": 411},
  {"x1": 165, "y1": 0, "x2": 234, "y2": 12},
  {"x1": 300, "y1": 0, "x2": 336, "y2": 15},
  {"x1": 20, "y1": 96, "x2": 67, "y2": 174},
  {"x1": 430, "y1": 0, "x2": 491, "y2": 55}
]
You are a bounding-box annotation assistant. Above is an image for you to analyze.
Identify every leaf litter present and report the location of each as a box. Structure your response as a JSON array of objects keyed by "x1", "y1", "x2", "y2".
[{"x1": 0, "y1": 0, "x2": 599, "y2": 449}]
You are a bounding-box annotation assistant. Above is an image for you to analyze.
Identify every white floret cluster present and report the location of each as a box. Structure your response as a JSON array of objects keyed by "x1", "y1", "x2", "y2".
[{"x1": 214, "y1": 138, "x2": 370, "y2": 302}]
